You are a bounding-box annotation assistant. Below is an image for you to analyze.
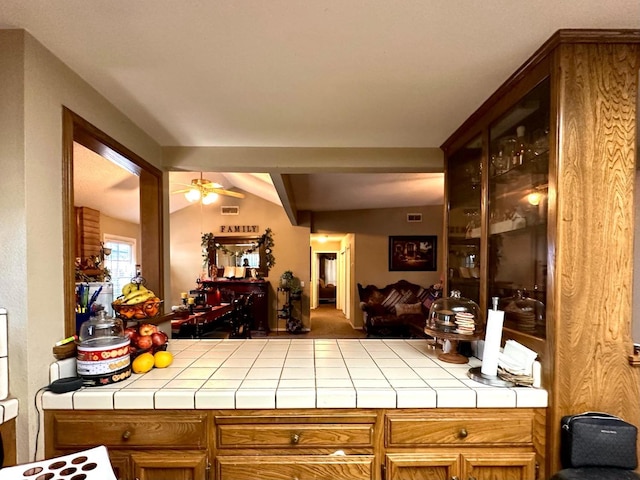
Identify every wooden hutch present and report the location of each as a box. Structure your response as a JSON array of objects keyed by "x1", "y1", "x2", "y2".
[{"x1": 441, "y1": 29, "x2": 640, "y2": 473}]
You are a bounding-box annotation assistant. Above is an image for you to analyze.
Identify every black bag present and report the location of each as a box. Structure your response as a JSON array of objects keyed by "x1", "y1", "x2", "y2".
[{"x1": 561, "y1": 412, "x2": 638, "y2": 470}]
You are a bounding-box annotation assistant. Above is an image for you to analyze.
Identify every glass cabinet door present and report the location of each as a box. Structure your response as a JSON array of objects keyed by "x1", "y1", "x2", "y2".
[
  {"x1": 487, "y1": 79, "x2": 550, "y2": 338},
  {"x1": 447, "y1": 136, "x2": 482, "y2": 304}
]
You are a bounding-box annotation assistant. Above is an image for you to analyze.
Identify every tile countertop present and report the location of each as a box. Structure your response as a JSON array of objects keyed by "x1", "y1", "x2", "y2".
[
  {"x1": 43, "y1": 339, "x2": 547, "y2": 411},
  {"x1": 0, "y1": 398, "x2": 18, "y2": 425}
]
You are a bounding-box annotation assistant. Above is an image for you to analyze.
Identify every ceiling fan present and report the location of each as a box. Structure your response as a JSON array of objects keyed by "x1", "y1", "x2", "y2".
[{"x1": 172, "y1": 173, "x2": 245, "y2": 205}]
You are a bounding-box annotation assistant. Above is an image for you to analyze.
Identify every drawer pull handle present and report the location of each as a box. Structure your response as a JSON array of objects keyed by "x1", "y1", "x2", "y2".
[
  {"x1": 291, "y1": 433, "x2": 300, "y2": 444},
  {"x1": 451, "y1": 476, "x2": 459, "y2": 480},
  {"x1": 458, "y1": 428, "x2": 468, "y2": 439},
  {"x1": 122, "y1": 430, "x2": 132, "y2": 440}
]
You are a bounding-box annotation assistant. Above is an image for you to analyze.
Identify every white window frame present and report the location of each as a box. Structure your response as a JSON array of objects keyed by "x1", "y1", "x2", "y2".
[{"x1": 103, "y1": 234, "x2": 137, "y2": 296}]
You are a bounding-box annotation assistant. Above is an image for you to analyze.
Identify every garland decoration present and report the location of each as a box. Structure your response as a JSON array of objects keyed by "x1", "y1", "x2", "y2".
[{"x1": 201, "y1": 228, "x2": 275, "y2": 270}]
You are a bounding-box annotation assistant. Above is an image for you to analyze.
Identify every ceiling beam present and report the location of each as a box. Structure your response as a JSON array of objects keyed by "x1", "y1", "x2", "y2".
[
  {"x1": 270, "y1": 174, "x2": 298, "y2": 226},
  {"x1": 162, "y1": 147, "x2": 443, "y2": 173}
]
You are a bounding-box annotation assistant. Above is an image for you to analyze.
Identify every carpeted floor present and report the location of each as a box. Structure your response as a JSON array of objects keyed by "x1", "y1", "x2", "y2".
[{"x1": 270, "y1": 304, "x2": 366, "y2": 339}]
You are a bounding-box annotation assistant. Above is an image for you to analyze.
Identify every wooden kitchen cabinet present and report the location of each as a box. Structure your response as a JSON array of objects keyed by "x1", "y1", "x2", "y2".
[
  {"x1": 385, "y1": 451, "x2": 536, "y2": 480},
  {"x1": 217, "y1": 455, "x2": 374, "y2": 480},
  {"x1": 45, "y1": 411, "x2": 209, "y2": 480},
  {"x1": 385, "y1": 409, "x2": 543, "y2": 480},
  {"x1": 45, "y1": 408, "x2": 543, "y2": 480},
  {"x1": 214, "y1": 410, "x2": 377, "y2": 480},
  {"x1": 441, "y1": 30, "x2": 640, "y2": 473},
  {"x1": 130, "y1": 451, "x2": 208, "y2": 480}
]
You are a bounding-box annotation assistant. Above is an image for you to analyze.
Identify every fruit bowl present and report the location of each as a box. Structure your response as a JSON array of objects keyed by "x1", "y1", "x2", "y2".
[{"x1": 112, "y1": 299, "x2": 163, "y2": 320}]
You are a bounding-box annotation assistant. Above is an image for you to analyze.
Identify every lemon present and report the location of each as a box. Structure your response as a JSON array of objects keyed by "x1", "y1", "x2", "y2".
[
  {"x1": 132, "y1": 352, "x2": 155, "y2": 374},
  {"x1": 154, "y1": 350, "x2": 174, "y2": 368}
]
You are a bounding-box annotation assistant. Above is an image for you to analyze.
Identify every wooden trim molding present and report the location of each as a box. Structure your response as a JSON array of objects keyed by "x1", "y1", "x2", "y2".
[{"x1": 62, "y1": 108, "x2": 164, "y2": 336}]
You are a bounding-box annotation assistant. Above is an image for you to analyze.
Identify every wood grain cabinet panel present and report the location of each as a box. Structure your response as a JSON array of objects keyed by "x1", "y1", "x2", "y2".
[
  {"x1": 218, "y1": 423, "x2": 374, "y2": 449},
  {"x1": 386, "y1": 452, "x2": 536, "y2": 480},
  {"x1": 386, "y1": 412, "x2": 533, "y2": 446},
  {"x1": 131, "y1": 451, "x2": 208, "y2": 480},
  {"x1": 48, "y1": 411, "x2": 207, "y2": 450},
  {"x1": 216, "y1": 454, "x2": 374, "y2": 480}
]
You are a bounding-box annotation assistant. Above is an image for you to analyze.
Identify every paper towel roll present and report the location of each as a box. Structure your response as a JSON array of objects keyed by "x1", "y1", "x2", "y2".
[{"x1": 481, "y1": 308, "x2": 505, "y2": 376}]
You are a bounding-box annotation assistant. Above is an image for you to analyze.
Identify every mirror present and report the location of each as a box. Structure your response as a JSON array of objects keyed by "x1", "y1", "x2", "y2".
[{"x1": 203, "y1": 233, "x2": 273, "y2": 279}]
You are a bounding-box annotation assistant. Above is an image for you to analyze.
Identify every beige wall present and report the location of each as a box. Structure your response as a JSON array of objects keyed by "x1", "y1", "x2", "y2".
[
  {"x1": 170, "y1": 191, "x2": 311, "y2": 329},
  {"x1": 0, "y1": 30, "x2": 163, "y2": 462},
  {"x1": 311, "y1": 205, "x2": 444, "y2": 327}
]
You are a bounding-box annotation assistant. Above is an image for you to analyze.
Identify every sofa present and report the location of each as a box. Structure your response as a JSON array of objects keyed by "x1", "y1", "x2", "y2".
[{"x1": 358, "y1": 280, "x2": 442, "y2": 338}]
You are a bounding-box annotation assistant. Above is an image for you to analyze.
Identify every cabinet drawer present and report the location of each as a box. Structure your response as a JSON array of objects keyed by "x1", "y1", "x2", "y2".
[
  {"x1": 218, "y1": 423, "x2": 374, "y2": 449},
  {"x1": 49, "y1": 411, "x2": 207, "y2": 449},
  {"x1": 217, "y1": 455, "x2": 374, "y2": 480},
  {"x1": 387, "y1": 412, "x2": 533, "y2": 446}
]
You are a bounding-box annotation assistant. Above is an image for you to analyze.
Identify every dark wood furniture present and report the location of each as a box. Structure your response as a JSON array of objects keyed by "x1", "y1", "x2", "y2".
[
  {"x1": 171, "y1": 305, "x2": 234, "y2": 338},
  {"x1": 441, "y1": 29, "x2": 640, "y2": 475},
  {"x1": 195, "y1": 280, "x2": 270, "y2": 336}
]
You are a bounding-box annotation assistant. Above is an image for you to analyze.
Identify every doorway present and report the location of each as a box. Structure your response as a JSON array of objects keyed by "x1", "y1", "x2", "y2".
[{"x1": 317, "y1": 253, "x2": 337, "y2": 306}]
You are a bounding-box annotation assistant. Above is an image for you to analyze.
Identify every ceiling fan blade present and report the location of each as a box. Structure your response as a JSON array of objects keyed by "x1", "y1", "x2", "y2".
[
  {"x1": 207, "y1": 188, "x2": 245, "y2": 198},
  {"x1": 171, "y1": 188, "x2": 193, "y2": 194}
]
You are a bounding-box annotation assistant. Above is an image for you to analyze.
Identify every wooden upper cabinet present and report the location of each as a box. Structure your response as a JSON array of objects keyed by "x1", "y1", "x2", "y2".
[{"x1": 441, "y1": 29, "x2": 640, "y2": 475}]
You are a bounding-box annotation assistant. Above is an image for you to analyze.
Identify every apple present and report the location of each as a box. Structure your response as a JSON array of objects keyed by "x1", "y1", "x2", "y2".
[
  {"x1": 124, "y1": 327, "x2": 138, "y2": 339},
  {"x1": 138, "y1": 323, "x2": 157, "y2": 336},
  {"x1": 151, "y1": 331, "x2": 168, "y2": 347},
  {"x1": 136, "y1": 335, "x2": 153, "y2": 350}
]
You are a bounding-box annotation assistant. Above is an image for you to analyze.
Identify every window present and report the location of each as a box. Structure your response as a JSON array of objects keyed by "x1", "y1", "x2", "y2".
[{"x1": 103, "y1": 235, "x2": 137, "y2": 296}]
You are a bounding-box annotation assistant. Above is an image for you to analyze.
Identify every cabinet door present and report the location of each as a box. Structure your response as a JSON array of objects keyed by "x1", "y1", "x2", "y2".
[
  {"x1": 108, "y1": 451, "x2": 130, "y2": 480},
  {"x1": 385, "y1": 453, "x2": 459, "y2": 480},
  {"x1": 461, "y1": 452, "x2": 536, "y2": 480},
  {"x1": 487, "y1": 78, "x2": 550, "y2": 340},
  {"x1": 446, "y1": 135, "x2": 483, "y2": 304},
  {"x1": 217, "y1": 455, "x2": 374, "y2": 480},
  {"x1": 131, "y1": 451, "x2": 208, "y2": 480}
]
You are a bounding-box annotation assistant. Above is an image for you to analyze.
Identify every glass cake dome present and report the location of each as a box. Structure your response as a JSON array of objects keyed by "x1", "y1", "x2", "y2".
[
  {"x1": 427, "y1": 290, "x2": 485, "y2": 337},
  {"x1": 426, "y1": 290, "x2": 485, "y2": 364}
]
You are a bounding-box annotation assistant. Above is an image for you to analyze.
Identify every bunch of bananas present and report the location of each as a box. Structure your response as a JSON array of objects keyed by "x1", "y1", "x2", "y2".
[
  {"x1": 113, "y1": 282, "x2": 163, "y2": 319},
  {"x1": 118, "y1": 282, "x2": 157, "y2": 305}
]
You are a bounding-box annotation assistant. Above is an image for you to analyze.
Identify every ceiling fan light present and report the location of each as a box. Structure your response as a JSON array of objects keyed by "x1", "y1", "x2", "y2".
[
  {"x1": 185, "y1": 188, "x2": 201, "y2": 202},
  {"x1": 202, "y1": 192, "x2": 219, "y2": 205}
]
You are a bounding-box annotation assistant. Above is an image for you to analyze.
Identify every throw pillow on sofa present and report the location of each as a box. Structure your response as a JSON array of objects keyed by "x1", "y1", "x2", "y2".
[{"x1": 395, "y1": 302, "x2": 423, "y2": 316}]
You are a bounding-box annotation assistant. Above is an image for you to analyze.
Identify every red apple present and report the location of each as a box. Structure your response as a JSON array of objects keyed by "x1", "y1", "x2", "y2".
[
  {"x1": 151, "y1": 331, "x2": 168, "y2": 347},
  {"x1": 136, "y1": 335, "x2": 153, "y2": 350},
  {"x1": 124, "y1": 327, "x2": 138, "y2": 340},
  {"x1": 138, "y1": 323, "x2": 157, "y2": 336}
]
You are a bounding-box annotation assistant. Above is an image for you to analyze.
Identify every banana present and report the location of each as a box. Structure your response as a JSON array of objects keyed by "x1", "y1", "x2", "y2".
[
  {"x1": 122, "y1": 282, "x2": 148, "y2": 296},
  {"x1": 123, "y1": 290, "x2": 156, "y2": 305}
]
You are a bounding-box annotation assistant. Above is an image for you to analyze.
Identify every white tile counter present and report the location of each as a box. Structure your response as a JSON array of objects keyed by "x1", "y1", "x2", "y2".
[
  {"x1": 0, "y1": 398, "x2": 18, "y2": 424},
  {"x1": 43, "y1": 339, "x2": 547, "y2": 411}
]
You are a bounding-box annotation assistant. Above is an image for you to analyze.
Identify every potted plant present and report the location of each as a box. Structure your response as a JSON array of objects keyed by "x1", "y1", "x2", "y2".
[
  {"x1": 290, "y1": 286, "x2": 303, "y2": 300},
  {"x1": 280, "y1": 270, "x2": 294, "y2": 288}
]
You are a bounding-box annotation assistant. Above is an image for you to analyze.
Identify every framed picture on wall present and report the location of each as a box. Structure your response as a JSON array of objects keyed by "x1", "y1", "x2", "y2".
[{"x1": 389, "y1": 235, "x2": 437, "y2": 271}]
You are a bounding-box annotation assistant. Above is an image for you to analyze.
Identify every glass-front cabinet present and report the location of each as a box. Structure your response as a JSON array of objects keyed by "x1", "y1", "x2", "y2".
[
  {"x1": 446, "y1": 136, "x2": 482, "y2": 304},
  {"x1": 487, "y1": 79, "x2": 549, "y2": 339},
  {"x1": 444, "y1": 75, "x2": 551, "y2": 346}
]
